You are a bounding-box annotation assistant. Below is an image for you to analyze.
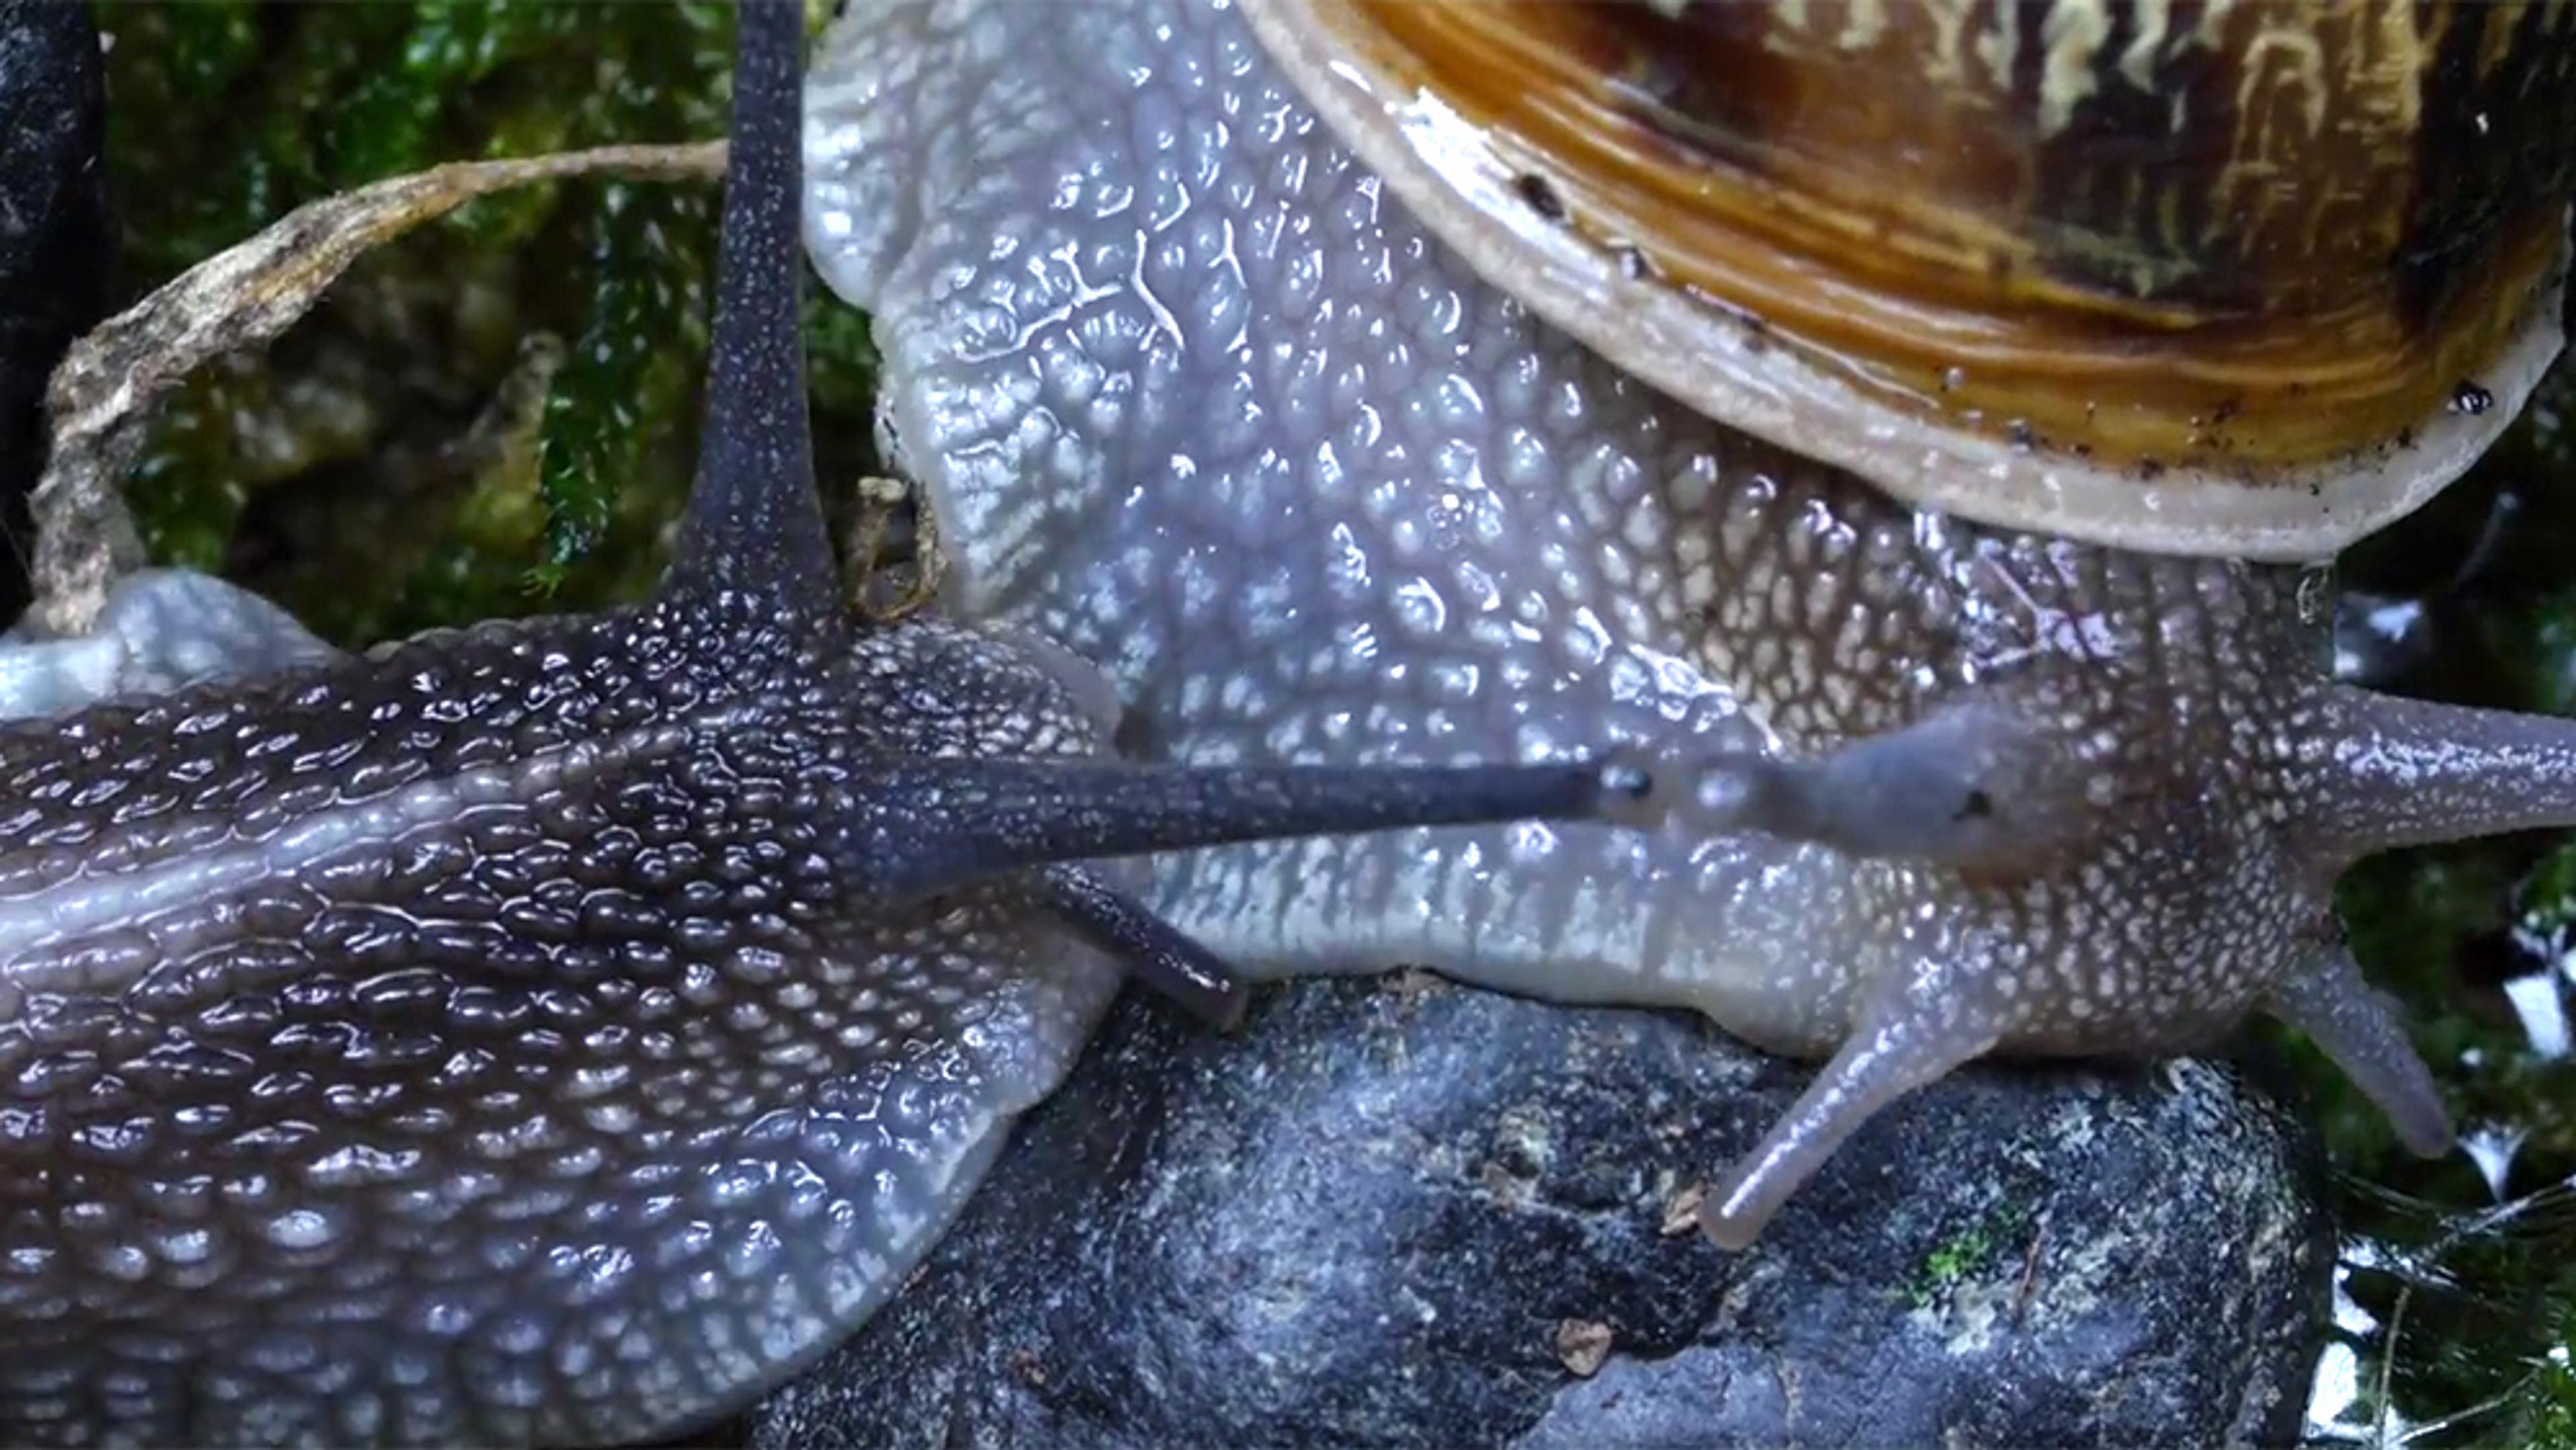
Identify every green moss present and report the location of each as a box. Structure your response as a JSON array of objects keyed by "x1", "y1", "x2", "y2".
[
  {"x1": 1905, "y1": 1204, "x2": 2031, "y2": 1310},
  {"x1": 2514, "y1": 1285, "x2": 2576, "y2": 1449},
  {"x1": 2524, "y1": 1330, "x2": 2576, "y2": 1450},
  {"x1": 2320, "y1": 295, "x2": 2576, "y2": 1445},
  {"x1": 531, "y1": 178, "x2": 714, "y2": 590},
  {"x1": 95, "y1": 0, "x2": 875, "y2": 643}
]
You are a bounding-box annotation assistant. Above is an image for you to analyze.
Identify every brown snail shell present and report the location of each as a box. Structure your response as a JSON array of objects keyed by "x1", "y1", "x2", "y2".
[{"x1": 1235, "y1": 0, "x2": 2576, "y2": 560}]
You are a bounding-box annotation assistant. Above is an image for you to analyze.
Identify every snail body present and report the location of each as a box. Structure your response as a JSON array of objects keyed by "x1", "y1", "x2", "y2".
[
  {"x1": 0, "y1": 7, "x2": 1662, "y2": 1443},
  {"x1": 806, "y1": 0, "x2": 2576, "y2": 1245}
]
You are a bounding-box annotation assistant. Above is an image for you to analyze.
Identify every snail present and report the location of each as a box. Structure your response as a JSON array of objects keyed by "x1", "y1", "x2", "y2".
[
  {"x1": 0, "y1": 6, "x2": 1689, "y2": 1444},
  {"x1": 803, "y1": 0, "x2": 2576, "y2": 1249}
]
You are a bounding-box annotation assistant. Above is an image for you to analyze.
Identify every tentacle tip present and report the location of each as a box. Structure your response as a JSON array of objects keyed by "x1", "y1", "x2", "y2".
[
  {"x1": 2392, "y1": 1109, "x2": 2457, "y2": 1160},
  {"x1": 1696, "y1": 1202, "x2": 1765, "y2": 1252},
  {"x1": 1036, "y1": 864, "x2": 1253, "y2": 1033},
  {"x1": 1133, "y1": 973, "x2": 1250, "y2": 1033},
  {"x1": 1694, "y1": 1176, "x2": 1772, "y2": 1251},
  {"x1": 1197, "y1": 983, "x2": 1253, "y2": 1034},
  {"x1": 2265, "y1": 944, "x2": 2459, "y2": 1166}
]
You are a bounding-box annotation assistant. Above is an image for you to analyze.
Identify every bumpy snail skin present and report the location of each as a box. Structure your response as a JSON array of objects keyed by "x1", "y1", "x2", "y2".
[
  {"x1": 0, "y1": 5, "x2": 1662, "y2": 1443},
  {"x1": 806, "y1": 0, "x2": 2576, "y2": 1247}
]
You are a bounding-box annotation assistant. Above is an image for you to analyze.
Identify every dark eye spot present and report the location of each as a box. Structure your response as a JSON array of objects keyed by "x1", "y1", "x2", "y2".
[
  {"x1": 1515, "y1": 173, "x2": 1566, "y2": 222},
  {"x1": 1956, "y1": 789, "x2": 1994, "y2": 821},
  {"x1": 2451, "y1": 380, "x2": 2495, "y2": 416}
]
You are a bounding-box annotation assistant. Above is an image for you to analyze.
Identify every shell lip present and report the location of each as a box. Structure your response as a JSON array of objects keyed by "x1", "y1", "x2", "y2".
[{"x1": 1242, "y1": 0, "x2": 2573, "y2": 564}]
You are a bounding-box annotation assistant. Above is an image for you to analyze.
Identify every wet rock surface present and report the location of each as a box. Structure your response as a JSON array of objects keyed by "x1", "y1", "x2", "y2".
[
  {"x1": 0, "y1": 0, "x2": 112, "y2": 615},
  {"x1": 747, "y1": 974, "x2": 2332, "y2": 1450}
]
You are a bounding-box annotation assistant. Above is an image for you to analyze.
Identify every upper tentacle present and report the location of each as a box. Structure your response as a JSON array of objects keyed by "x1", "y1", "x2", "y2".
[
  {"x1": 2296, "y1": 685, "x2": 2576, "y2": 871},
  {"x1": 663, "y1": 0, "x2": 841, "y2": 622}
]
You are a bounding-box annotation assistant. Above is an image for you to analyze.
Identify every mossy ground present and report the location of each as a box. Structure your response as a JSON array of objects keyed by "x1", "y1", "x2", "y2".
[{"x1": 91, "y1": 3, "x2": 2576, "y2": 1443}]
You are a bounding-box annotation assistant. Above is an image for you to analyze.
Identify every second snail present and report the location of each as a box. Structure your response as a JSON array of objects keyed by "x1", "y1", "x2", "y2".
[{"x1": 806, "y1": 0, "x2": 2576, "y2": 1244}]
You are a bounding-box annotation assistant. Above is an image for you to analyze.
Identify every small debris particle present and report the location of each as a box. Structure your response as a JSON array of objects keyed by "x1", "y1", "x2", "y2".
[
  {"x1": 1008, "y1": 1348, "x2": 1049, "y2": 1388},
  {"x1": 1515, "y1": 172, "x2": 1566, "y2": 221},
  {"x1": 1554, "y1": 1318, "x2": 1613, "y2": 1378},
  {"x1": 1660, "y1": 1182, "x2": 1707, "y2": 1236},
  {"x1": 28, "y1": 139, "x2": 724, "y2": 636},
  {"x1": 1940, "y1": 366, "x2": 1967, "y2": 392},
  {"x1": 1717, "y1": 299, "x2": 1770, "y2": 353},
  {"x1": 1383, "y1": 967, "x2": 1446, "y2": 1007},
  {"x1": 2010, "y1": 1215, "x2": 2050, "y2": 1327},
  {"x1": 2451, "y1": 379, "x2": 2495, "y2": 415}
]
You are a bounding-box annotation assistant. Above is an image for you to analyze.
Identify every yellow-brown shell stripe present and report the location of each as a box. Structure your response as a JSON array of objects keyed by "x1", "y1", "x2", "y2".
[{"x1": 1347, "y1": 0, "x2": 2574, "y2": 476}]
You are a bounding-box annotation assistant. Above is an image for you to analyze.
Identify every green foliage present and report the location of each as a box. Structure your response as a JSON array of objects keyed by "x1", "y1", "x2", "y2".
[
  {"x1": 94, "y1": 1, "x2": 877, "y2": 640},
  {"x1": 533, "y1": 180, "x2": 713, "y2": 588},
  {"x1": 2321, "y1": 323, "x2": 2576, "y2": 1446},
  {"x1": 106, "y1": 2, "x2": 732, "y2": 275},
  {"x1": 1904, "y1": 1203, "x2": 2031, "y2": 1310},
  {"x1": 2526, "y1": 1329, "x2": 2576, "y2": 1450}
]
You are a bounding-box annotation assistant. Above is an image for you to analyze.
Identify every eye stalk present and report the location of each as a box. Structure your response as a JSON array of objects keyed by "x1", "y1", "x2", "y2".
[
  {"x1": 824, "y1": 748, "x2": 1664, "y2": 1034},
  {"x1": 664, "y1": 0, "x2": 839, "y2": 619},
  {"x1": 2294, "y1": 685, "x2": 2576, "y2": 871},
  {"x1": 831, "y1": 754, "x2": 1659, "y2": 903}
]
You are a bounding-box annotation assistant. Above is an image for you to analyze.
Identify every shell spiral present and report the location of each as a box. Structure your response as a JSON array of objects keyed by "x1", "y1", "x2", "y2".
[{"x1": 1239, "y1": 0, "x2": 2576, "y2": 556}]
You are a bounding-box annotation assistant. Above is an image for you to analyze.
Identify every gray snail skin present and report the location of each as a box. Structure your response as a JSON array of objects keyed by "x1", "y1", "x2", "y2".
[
  {"x1": 804, "y1": 0, "x2": 2576, "y2": 1249},
  {"x1": 0, "y1": 7, "x2": 1674, "y2": 1445}
]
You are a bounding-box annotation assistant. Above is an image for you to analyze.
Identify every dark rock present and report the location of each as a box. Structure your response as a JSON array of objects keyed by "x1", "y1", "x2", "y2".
[
  {"x1": 0, "y1": 0, "x2": 113, "y2": 616},
  {"x1": 748, "y1": 974, "x2": 2332, "y2": 1450}
]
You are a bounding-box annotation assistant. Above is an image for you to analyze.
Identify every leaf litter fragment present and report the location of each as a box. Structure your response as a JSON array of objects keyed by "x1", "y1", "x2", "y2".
[{"x1": 27, "y1": 140, "x2": 724, "y2": 638}]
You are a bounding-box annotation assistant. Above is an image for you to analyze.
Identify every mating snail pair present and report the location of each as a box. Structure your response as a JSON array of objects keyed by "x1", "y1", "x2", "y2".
[{"x1": 0, "y1": 1, "x2": 2567, "y2": 1445}]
